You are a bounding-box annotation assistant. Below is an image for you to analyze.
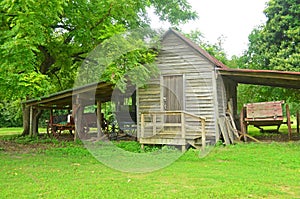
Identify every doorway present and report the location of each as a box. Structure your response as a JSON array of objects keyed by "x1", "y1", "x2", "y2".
[{"x1": 163, "y1": 75, "x2": 184, "y2": 123}]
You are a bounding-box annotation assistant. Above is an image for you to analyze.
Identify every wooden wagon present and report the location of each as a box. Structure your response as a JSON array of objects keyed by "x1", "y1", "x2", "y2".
[
  {"x1": 240, "y1": 101, "x2": 292, "y2": 139},
  {"x1": 46, "y1": 113, "x2": 75, "y2": 137},
  {"x1": 46, "y1": 112, "x2": 109, "y2": 138}
]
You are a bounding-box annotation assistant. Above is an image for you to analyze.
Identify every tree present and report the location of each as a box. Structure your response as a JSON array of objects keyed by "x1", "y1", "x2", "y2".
[
  {"x1": 183, "y1": 29, "x2": 229, "y2": 65},
  {"x1": 245, "y1": 0, "x2": 299, "y2": 71},
  {"x1": 0, "y1": 0, "x2": 197, "y2": 135},
  {"x1": 239, "y1": 0, "x2": 300, "y2": 112}
]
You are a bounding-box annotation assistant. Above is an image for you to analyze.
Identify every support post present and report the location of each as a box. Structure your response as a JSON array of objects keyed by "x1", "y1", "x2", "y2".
[
  {"x1": 96, "y1": 100, "x2": 102, "y2": 138},
  {"x1": 286, "y1": 104, "x2": 292, "y2": 140},
  {"x1": 240, "y1": 107, "x2": 247, "y2": 142},
  {"x1": 297, "y1": 110, "x2": 299, "y2": 134},
  {"x1": 73, "y1": 95, "x2": 83, "y2": 141},
  {"x1": 153, "y1": 114, "x2": 156, "y2": 136},
  {"x1": 141, "y1": 113, "x2": 145, "y2": 138},
  {"x1": 181, "y1": 112, "x2": 185, "y2": 139},
  {"x1": 29, "y1": 106, "x2": 33, "y2": 137},
  {"x1": 201, "y1": 119, "x2": 206, "y2": 151}
]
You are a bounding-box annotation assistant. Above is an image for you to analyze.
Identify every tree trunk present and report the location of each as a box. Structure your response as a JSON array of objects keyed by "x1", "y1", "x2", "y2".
[
  {"x1": 22, "y1": 104, "x2": 30, "y2": 136},
  {"x1": 32, "y1": 109, "x2": 42, "y2": 137}
]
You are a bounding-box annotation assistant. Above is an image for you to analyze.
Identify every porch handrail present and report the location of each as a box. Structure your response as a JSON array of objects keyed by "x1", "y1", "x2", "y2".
[{"x1": 140, "y1": 111, "x2": 206, "y2": 150}]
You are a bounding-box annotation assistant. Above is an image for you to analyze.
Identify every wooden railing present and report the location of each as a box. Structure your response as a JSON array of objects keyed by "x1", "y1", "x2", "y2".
[{"x1": 140, "y1": 111, "x2": 206, "y2": 149}]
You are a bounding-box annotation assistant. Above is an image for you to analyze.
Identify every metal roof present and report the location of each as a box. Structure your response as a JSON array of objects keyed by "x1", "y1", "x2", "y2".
[
  {"x1": 25, "y1": 30, "x2": 300, "y2": 109},
  {"x1": 219, "y1": 68, "x2": 300, "y2": 89},
  {"x1": 25, "y1": 82, "x2": 114, "y2": 109}
]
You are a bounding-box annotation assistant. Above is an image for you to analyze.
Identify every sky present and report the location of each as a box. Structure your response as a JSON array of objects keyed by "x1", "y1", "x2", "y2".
[{"x1": 151, "y1": 0, "x2": 269, "y2": 57}]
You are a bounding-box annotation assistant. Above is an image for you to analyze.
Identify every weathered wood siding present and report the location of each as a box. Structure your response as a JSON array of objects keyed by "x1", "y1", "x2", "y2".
[{"x1": 137, "y1": 32, "x2": 221, "y2": 143}]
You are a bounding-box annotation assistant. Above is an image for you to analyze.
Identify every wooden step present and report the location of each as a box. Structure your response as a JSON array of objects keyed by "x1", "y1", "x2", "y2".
[{"x1": 139, "y1": 137, "x2": 186, "y2": 145}]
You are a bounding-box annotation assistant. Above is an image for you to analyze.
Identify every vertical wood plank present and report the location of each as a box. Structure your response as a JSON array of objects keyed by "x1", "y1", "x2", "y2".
[
  {"x1": 297, "y1": 110, "x2": 299, "y2": 134},
  {"x1": 201, "y1": 119, "x2": 206, "y2": 151},
  {"x1": 29, "y1": 106, "x2": 33, "y2": 137},
  {"x1": 141, "y1": 113, "x2": 145, "y2": 138},
  {"x1": 286, "y1": 104, "x2": 292, "y2": 140},
  {"x1": 181, "y1": 112, "x2": 185, "y2": 138},
  {"x1": 153, "y1": 114, "x2": 156, "y2": 136},
  {"x1": 96, "y1": 100, "x2": 102, "y2": 137}
]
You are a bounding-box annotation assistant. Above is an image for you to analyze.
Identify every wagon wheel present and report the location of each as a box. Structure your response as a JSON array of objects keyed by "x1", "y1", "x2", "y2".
[
  {"x1": 286, "y1": 104, "x2": 292, "y2": 140},
  {"x1": 46, "y1": 122, "x2": 52, "y2": 138},
  {"x1": 46, "y1": 123, "x2": 59, "y2": 138}
]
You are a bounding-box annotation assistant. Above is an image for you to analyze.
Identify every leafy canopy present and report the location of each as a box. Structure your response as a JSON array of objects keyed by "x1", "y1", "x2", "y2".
[{"x1": 0, "y1": 0, "x2": 197, "y2": 100}]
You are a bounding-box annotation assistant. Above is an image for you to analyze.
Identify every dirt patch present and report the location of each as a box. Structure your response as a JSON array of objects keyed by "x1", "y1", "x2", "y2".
[
  {"x1": 0, "y1": 140, "x2": 55, "y2": 154},
  {"x1": 254, "y1": 133, "x2": 300, "y2": 142}
]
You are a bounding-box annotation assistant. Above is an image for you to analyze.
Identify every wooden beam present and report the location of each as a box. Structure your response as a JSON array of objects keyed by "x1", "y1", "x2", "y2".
[
  {"x1": 141, "y1": 113, "x2": 145, "y2": 138},
  {"x1": 297, "y1": 110, "x2": 299, "y2": 134},
  {"x1": 29, "y1": 106, "x2": 33, "y2": 136},
  {"x1": 96, "y1": 100, "x2": 102, "y2": 137},
  {"x1": 201, "y1": 119, "x2": 206, "y2": 151},
  {"x1": 286, "y1": 104, "x2": 292, "y2": 140}
]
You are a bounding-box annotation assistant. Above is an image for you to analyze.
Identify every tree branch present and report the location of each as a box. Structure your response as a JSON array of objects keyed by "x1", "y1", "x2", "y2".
[{"x1": 90, "y1": 2, "x2": 113, "y2": 31}]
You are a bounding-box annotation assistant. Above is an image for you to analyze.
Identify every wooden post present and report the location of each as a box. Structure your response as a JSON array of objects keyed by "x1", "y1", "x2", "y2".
[
  {"x1": 141, "y1": 113, "x2": 145, "y2": 138},
  {"x1": 153, "y1": 114, "x2": 156, "y2": 136},
  {"x1": 181, "y1": 112, "x2": 185, "y2": 139},
  {"x1": 201, "y1": 119, "x2": 206, "y2": 151},
  {"x1": 286, "y1": 104, "x2": 292, "y2": 140},
  {"x1": 73, "y1": 95, "x2": 83, "y2": 141},
  {"x1": 29, "y1": 106, "x2": 33, "y2": 137},
  {"x1": 297, "y1": 110, "x2": 299, "y2": 134},
  {"x1": 96, "y1": 100, "x2": 102, "y2": 137},
  {"x1": 240, "y1": 107, "x2": 247, "y2": 142}
]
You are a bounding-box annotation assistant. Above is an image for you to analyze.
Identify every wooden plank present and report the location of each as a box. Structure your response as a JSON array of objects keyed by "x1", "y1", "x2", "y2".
[
  {"x1": 218, "y1": 117, "x2": 230, "y2": 145},
  {"x1": 141, "y1": 114, "x2": 145, "y2": 138},
  {"x1": 225, "y1": 117, "x2": 234, "y2": 144},
  {"x1": 226, "y1": 112, "x2": 240, "y2": 139},
  {"x1": 201, "y1": 120, "x2": 206, "y2": 150},
  {"x1": 286, "y1": 104, "x2": 292, "y2": 140},
  {"x1": 245, "y1": 101, "x2": 284, "y2": 119},
  {"x1": 297, "y1": 110, "x2": 299, "y2": 134},
  {"x1": 181, "y1": 112, "x2": 185, "y2": 138},
  {"x1": 96, "y1": 101, "x2": 102, "y2": 137}
]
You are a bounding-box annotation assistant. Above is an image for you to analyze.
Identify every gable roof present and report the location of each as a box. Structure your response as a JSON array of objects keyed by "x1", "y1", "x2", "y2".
[
  {"x1": 164, "y1": 29, "x2": 228, "y2": 69},
  {"x1": 165, "y1": 29, "x2": 300, "y2": 90}
]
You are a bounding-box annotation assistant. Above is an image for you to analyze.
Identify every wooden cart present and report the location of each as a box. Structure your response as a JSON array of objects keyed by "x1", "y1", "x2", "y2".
[
  {"x1": 240, "y1": 101, "x2": 292, "y2": 139},
  {"x1": 46, "y1": 114, "x2": 75, "y2": 137},
  {"x1": 46, "y1": 112, "x2": 108, "y2": 138}
]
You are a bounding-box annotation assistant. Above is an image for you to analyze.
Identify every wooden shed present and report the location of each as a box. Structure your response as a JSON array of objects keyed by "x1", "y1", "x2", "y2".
[
  {"x1": 24, "y1": 29, "x2": 300, "y2": 149},
  {"x1": 136, "y1": 29, "x2": 237, "y2": 150}
]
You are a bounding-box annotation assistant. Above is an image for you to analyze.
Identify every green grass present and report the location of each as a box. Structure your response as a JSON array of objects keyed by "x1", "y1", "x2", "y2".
[
  {"x1": 1, "y1": 133, "x2": 300, "y2": 198},
  {"x1": 1, "y1": 127, "x2": 299, "y2": 198},
  {"x1": 0, "y1": 127, "x2": 47, "y2": 135}
]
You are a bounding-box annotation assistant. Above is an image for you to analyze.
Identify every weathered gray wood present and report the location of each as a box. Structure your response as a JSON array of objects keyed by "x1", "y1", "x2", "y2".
[
  {"x1": 286, "y1": 104, "x2": 292, "y2": 140},
  {"x1": 29, "y1": 106, "x2": 33, "y2": 136},
  {"x1": 225, "y1": 117, "x2": 234, "y2": 144},
  {"x1": 96, "y1": 100, "x2": 102, "y2": 137},
  {"x1": 297, "y1": 110, "x2": 299, "y2": 134},
  {"x1": 226, "y1": 112, "x2": 240, "y2": 139},
  {"x1": 218, "y1": 117, "x2": 230, "y2": 145}
]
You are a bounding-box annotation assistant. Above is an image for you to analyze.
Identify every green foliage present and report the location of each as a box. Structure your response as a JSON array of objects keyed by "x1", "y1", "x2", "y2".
[
  {"x1": 183, "y1": 29, "x2": 229, "y2": 65},
  {"x1": 0, "y1": 0, "x2": 197, "y2": 102},
  {"x1": 0, "y1": 100, "x2": 22, "y2": 127},
  {"x1": 0, "y1": 1, "x2": 197, "y2": 129},
  {"x1": 113, "y1": 141, "x2": 173, "y2": 153},
  {"x1": 245, "y1": 0, "x2": 300, "y2": 72},
  {"x1": 238, "y1": 0, "x2": 300, "y2": 111}
]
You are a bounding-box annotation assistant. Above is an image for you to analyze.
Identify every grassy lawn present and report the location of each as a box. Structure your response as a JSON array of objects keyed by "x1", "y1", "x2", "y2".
[{"x1": 0, "y1": 128, "x2": 299, "y2": 198}]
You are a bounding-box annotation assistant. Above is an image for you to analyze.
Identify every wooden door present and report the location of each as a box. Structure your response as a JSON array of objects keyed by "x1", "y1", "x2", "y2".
[{"x1": 163, "y1": 75, "x2": 183, "y2": 123}]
